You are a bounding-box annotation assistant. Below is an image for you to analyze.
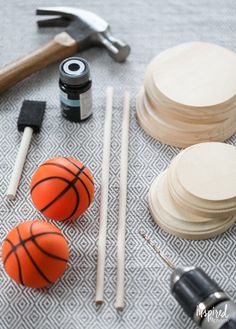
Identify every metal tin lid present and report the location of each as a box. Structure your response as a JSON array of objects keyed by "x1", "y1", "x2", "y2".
[{"x1": 59, "y1": 57, "x2": 91, "y2": 86}]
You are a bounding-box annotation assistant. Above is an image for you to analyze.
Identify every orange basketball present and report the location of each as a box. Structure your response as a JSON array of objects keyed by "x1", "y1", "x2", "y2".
[
  {"x1": 2, "y1": 220, "x2": 69, "y2": 288},
  {"x1": 30, "y1": 157, "x2": 94, "y2": 221}
]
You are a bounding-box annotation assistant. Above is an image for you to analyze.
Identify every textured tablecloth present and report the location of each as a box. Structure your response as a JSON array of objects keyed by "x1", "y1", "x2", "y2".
[{"x1": 1, "y1": 1, "x2": 236, "y2": 328}]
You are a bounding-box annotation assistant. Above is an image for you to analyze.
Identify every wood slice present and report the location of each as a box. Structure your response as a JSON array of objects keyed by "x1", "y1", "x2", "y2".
[
  {"x1": 151, "y1": 42, "x2": 236, "y2": 108},
  {"x1": 148, "y1": 171, "x2": 236, "y2": 240},
  {"x1": 143, "y1": 92, "x2": 236, "y2": 134},
  {"x1": 144, "y1": 84, "x2": 236, "y2": 124},
  {"x1": 175, "y1": 142, "x2": 236, "y2": 202},
  {"x1": 145, "y1": 63, "x2": 236, "y2": 119},
  {"x1": 136, "y1": 90, "x2": 193, "y2": 147},
  {"x1": 136, "y1": 89, "x2": 236, "y2": 147},
  {"x1": 168, "y1": 148, "x2": 236, "y2": 216},
  {"x1": 137, "y1": 42, "x2": 236, "y2": 147}
]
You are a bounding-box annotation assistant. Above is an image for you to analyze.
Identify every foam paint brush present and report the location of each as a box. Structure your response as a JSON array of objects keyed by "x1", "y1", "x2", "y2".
[{"x1": 7, "y1": 100, "x2": 46, "y2": 200}]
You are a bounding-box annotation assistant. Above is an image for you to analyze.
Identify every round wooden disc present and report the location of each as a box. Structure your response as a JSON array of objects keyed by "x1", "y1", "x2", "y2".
[
  {"x1": 175, "y1": 142, "x2": 236, "y2": 202},
  {"x1": 151, "y1": 42, "x2": 236, "y2": 108},
  {"x1": 148, "y1": 171, "x2": 235, "y2": 240},
  {"x1": 168, "y1": 149, "x2": 236, "y2": 216},
  {"x1": 145, "y1": 60, "x2": 236, "y2": 119},
  {"x1": 143, "y1": 91, "x2": 235, "y2": 134},
  {"x1": 137, "y1": 42, "x2": 236, "y2": 148},
  {"x1": 136, "y1": 89, "x2": 194, "y2": 147},
  {"x1": 136, "y1": 88, "x2": 236, "y2": 147},
  {"x1": 144, "y1": 86, "x2": 236, "y2": 124}
]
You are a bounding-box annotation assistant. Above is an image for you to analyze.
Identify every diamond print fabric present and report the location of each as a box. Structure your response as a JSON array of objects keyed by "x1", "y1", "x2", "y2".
[{"x1": 1, "y1": 1, "x2": 236, "y2": 328}]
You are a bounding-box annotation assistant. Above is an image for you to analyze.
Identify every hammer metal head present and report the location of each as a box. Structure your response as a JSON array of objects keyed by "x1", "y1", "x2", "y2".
[{"x1": 37, "y1": 7, "x2": 131, "y2": 62}]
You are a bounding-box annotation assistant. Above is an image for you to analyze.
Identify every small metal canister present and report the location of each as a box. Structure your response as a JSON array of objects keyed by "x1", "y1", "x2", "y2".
[{"x1": 59, "y1": 57, "x2": 92, "y2": 122}]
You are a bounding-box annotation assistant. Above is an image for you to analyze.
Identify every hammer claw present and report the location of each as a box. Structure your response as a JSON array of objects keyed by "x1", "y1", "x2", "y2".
[
  {"x1": 36, "y1": 7, "x2": 86, "y2": 20},
  {"x1": 36, "y1": 7, "x2": 71, "y2": 18},
  {"x1": 37, "y1": 17, "x2": 71, "y2": 28}
]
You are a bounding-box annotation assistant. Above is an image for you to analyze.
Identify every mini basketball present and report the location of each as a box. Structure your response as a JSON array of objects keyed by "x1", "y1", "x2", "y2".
[
  {"x1": 30, "y1": 157, "x2": 94, "y2": 221},
  {"x1": 2, "y1": 220, "x2": 69, "y2": 288}
]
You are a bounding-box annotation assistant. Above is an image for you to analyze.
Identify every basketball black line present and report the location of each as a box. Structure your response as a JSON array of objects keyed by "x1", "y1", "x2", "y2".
[
  {"x1": 39, "y1": 168, "x2": 84, "y2": 214},
  {"x1": 31, "y1": 174, "x2": 80, "y2": 219},
  {"x1": 31, "y1": 176, "x2": 73, "y2": 194},
  {"x1": 40, "y1": 162, "x2": 83, "y2": 180},
  {"x1": 29, "y1": 222, "x2": 67, "y2": 262},
  {"x1": 40, "y1": 162, "x2": 91, "y2": 205},
  {"x1": 3, "y1": 238, "x2": 24, "y2": 285},
  {"x1": 60, "y1": 186, "x2": 80, "y2": 221},
  {"x1": 3, "y1": 231, "x2": 63, "y2": 266},
  {"x1": 31, "y1": 175, "x2": 80, "y2": 221},
  {"x1": 63, "y1": 158, "x2": 94, "y2": 184},
  {"x1": 76, "y1": 176, "x2": 91, "y2": 205},
  {"x1": 63, "y1": 158, "x2": 94, "y2": 185},
  {"x1": 16, "y1": 226, "x2": 52, "y2": 285},
  {"x1": 39, "y1": 160, "x2": 94, "y2": 186},
  {"x1": 50, "y1": 173, "x2": 82, "y2": 221}
]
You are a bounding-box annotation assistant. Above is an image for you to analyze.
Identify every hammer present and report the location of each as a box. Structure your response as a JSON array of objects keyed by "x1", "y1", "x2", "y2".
[{"x1": 0, "y1": 7, "x2": 130, "y2": 94}]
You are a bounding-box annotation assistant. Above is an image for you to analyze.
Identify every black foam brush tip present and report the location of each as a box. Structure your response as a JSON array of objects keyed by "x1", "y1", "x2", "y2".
[{"x1": 17, "y1": 100, "x2": 46, "y2": 133}]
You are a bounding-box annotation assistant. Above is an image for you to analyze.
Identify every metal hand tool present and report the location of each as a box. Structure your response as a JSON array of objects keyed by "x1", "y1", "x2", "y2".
[
  {"x1": 139, "y1": 229, "x2": 236, "y2": 329},
  {"x1": 0, "y1": 7, "x2": 130, "y2": 94}
]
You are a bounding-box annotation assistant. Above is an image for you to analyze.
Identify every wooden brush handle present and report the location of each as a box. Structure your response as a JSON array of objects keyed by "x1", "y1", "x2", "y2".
[{"x1": 0, "y1": 32, "x2": 78, "y2": 94}]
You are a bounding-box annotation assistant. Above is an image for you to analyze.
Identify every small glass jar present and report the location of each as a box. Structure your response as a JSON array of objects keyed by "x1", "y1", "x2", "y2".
[{"x1": 59, "y1": 57, "x2": 92, "y2": 122}]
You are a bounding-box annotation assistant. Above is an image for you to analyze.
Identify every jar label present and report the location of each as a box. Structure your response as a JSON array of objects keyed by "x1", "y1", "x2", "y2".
[
  {"x1": 80, "y1": 88, "x2": 92, "y2": 120},
  {"x1": 60, "y1": 90, "x2": 81, "y2": 107}
]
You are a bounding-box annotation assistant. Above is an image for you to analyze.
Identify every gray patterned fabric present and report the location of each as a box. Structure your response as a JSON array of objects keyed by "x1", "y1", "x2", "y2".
[{"x1": 1, "y1": 1, "x2": 236, "y2": 328}]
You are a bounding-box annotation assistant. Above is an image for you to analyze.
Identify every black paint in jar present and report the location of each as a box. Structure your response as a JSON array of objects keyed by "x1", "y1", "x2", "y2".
[{"x1": 59, "y1": 57, "x2": 92, "y2": 122}]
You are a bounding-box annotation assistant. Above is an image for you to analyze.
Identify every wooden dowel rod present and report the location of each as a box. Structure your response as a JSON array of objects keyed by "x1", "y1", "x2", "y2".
[
  {"x1": 115, "y1": 91, "x2": 131, "y2": 310},
  {"x1": 95, "y1": 87, "x2": 114, "y2": 304},
  {"x1": 6, "y1": 127, "x2": 33, "y2": 200}
]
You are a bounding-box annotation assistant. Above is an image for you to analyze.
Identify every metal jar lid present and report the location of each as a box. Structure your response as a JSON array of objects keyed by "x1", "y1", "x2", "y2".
[{"x1": 59, "y1": 57, "x2": 90, "y2": 86}]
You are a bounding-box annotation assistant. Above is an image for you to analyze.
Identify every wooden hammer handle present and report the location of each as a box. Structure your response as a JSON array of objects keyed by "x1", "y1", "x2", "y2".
[{"x1": 0, "y1": 32, "x2": 78, "y2": 94}]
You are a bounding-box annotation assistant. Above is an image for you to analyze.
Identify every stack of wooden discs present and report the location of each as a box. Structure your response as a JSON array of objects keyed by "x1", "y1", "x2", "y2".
[
  {"x1": 148, "y1": 142, "x2": 236, "y2": 239},
  {"x1": 137, "y1": 42, "x2": 236, "y2": 148}
]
